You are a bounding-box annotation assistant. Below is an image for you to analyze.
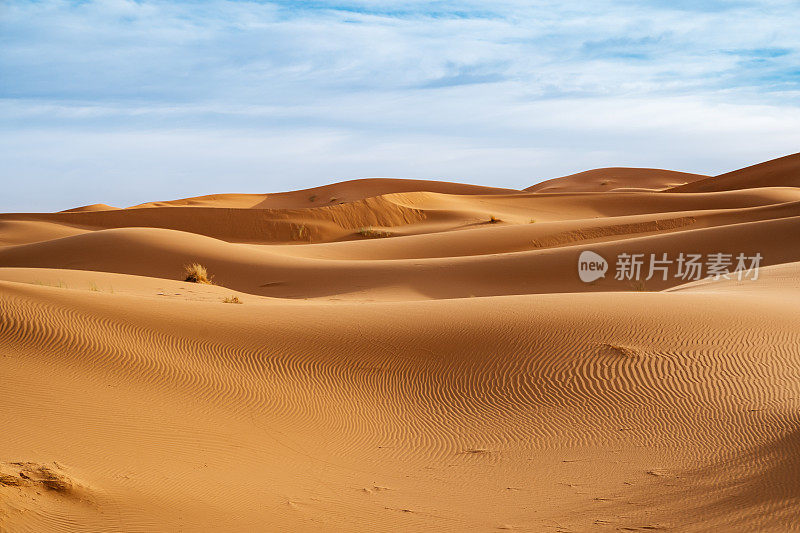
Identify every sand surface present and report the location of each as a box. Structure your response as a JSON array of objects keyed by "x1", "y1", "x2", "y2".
[{"x1": 1, "y1": 155, "x2": 799, "y2": 531}]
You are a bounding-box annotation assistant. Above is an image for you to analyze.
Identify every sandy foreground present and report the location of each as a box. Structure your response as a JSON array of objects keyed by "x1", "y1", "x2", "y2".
[{"x1": 1, "y1": 154, "x2": 800, "y2": 532}]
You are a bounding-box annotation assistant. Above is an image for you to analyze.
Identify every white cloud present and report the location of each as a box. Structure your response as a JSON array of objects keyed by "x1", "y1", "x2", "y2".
[{"x1": 1, "y1": 0, "x2": 799, "y2": 210}]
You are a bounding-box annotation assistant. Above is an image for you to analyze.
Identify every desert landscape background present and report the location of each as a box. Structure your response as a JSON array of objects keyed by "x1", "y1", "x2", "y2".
[{"x1": 1, "y1": 152, "x2": 800, "y2": 531}]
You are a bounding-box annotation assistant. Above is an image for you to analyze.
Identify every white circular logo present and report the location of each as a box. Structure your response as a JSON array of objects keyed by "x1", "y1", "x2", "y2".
[{"x1": 578, "y1": 250, "x2": 608, "y2": 283}]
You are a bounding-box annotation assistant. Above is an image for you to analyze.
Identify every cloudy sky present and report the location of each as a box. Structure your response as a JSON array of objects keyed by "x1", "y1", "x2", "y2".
[{"x1": 2, "y1": 0, "x2": 799, "y2": 211}]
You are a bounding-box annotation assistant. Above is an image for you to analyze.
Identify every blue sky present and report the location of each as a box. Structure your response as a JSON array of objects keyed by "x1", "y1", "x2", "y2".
[{"x1": 2, "y1": 0, "x2": 799, "y2": 211}]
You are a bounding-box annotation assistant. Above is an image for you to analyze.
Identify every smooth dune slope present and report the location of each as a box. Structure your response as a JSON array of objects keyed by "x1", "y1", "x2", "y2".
[
  {"x1": 59, "y1": 203, "x2": 119, "y2": 213},
  {"x1": 669, "y1": 151, "x2": 800, "y2": 192},
  {"x1": 131, "y1": 177, "x2": 519, "y2": 210},
  {"x1": 3, "y1": 186, "x2": 798, "y2": 246},
  {"x1": 1, "y1": 154, "x2": 799, "y2": 532},
  {"x1": 526, "y1": 167, "x2": 708, "y2": 193}
]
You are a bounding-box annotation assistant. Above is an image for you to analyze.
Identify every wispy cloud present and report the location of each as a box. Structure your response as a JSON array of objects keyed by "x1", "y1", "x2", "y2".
[{"x1": 1, "y1": 0, "x2": 799, "y2": 210}]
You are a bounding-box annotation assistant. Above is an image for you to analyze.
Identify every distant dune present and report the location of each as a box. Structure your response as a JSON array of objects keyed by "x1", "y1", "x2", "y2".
[
  {"x1": 1, "y1": 153, "x2": 799, "y2": 531},
  {"x1": 669, "y1": 152, "x2": 800, "y2": 192},
  {"x1": 525, "y1": 167, "x2": 708, "y2": 192},
  {"x1": 130, "y1": 177, "x2": 519, "y2": 210},
  {"x1": 58, "y1": 203, "x2": 119, "y2": 213}
]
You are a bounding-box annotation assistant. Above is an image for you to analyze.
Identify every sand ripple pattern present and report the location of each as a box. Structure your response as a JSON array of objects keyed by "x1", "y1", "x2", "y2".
[{"x1": 2, "y1": 285, "x2": 799, "y2": 468}]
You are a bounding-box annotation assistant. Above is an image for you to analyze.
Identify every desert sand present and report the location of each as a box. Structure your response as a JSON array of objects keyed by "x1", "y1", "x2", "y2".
[{"x1": 1, "y1": 153, "x2": 800, "y2": 532}]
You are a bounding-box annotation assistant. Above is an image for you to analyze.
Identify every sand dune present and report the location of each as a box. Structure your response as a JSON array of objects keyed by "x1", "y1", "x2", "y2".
[
  {"x1": 526, "y1": 167, "x2": 708, "y2": 192},
  {"x1": 131, "y1": 178, "x2": 518, "y2": 210},
  {"x1": 1, "y1": 154, "x2": 800, "y2": 531},
  {"x1": 669, "y1": 152, "x2": 800, "y2": 192},
  {"x1": 59, "y1": 203, "x2": 119, "y2": 213}
]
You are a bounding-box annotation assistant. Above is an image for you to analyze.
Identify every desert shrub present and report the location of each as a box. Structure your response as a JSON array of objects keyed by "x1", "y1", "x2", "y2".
[{"x1": 184, "y1": 263, "x2": 213, "y2": 284}]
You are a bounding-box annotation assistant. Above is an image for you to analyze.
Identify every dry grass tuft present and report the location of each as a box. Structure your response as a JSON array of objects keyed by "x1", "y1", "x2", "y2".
[
  {"x1": 488, "y1": 215, "x2": 501, "y2": 224},
  {"x1": 184, "y1": 263, "x2": 213, "y2": 284},
  {"x1": 294, "y1": 224, "x2": 309, "y2": 240},
  {"x1": 357, "y1": 227, "x2": 393, "y2": 238},
  {"x1": 222, "y1": 296, "x2": 242, "y2": 304}
]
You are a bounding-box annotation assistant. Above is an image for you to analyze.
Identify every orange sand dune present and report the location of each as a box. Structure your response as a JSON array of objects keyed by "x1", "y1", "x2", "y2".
[
  {"x1": 670, "y1": 151, "x2": 800, "y2": 192},
  {"x1": 2, "y1": 153, "x2": 800, "y2": 531},
  {"x1": 525, "y1": 167, "x2": 708, "y2": 192},
  {"x1": 59, "y1": 203, "x2": 118, "y2": 213},
  {"x1": 131, "y1": 177, "x2": 519, "y2": 210},
  {"x1": 3, "y1": 186, "x2": 797, "y2": 246}
]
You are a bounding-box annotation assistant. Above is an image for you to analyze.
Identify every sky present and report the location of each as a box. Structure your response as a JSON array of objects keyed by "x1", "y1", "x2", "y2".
[{"x1": 2, "y1": 0, "x2": 799, "y2": 212}]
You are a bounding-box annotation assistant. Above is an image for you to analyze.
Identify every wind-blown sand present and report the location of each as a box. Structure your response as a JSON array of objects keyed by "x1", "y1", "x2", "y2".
[{"x1": 1, "y1": 153, "x2": 799, "y2": 531}]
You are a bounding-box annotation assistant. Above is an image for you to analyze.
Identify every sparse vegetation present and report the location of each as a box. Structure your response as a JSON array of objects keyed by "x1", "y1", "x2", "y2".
[
  {"x1": 222, "y1": 295, "x2": 242, "y2": 304},
  {"x1": 294, "y1": 224, "x2": 309, "y2": 240},
  {"x1": 629, "y1": 280, "x2": 647, "y2": 292},
  {"x1": 31, "y1": 279, "x2": 69, "y2": 289},
  {"x1": 357, "y1": 227, "x2": 393, "y2": 238},
  {"x1": 488, "y1": 215, "x2": 500, "y2": 224},
  {"x1": 184, "y1": 263, "x2": 213, "y2": 284},
  {"x1": 309, "y1": 194, "x2": 317, "y2": 202},
  {"x1": 89, "y1": 282, "x2": 99, "y2": 292},
  {"x1": 529, "y1": 218, "x2": 536, "y2": 224}
]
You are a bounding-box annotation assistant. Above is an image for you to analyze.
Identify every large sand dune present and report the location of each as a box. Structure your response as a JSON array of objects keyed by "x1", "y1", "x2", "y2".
[
  {"x1": 2, "y1": 154, "x2": 800, "y2": 531},
  {"x1": 669, "y1": 152, "x2": 800, "y2": 193},
  {"x1": 525, "y1": 167, "x2": 709, "y2": 193}
]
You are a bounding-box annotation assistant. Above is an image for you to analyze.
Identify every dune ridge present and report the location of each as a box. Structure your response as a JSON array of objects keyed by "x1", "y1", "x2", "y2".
[
  {"x1": 1, "y1": 153, "x2": 799, "y2": 531},
  {"x1": 525, "y1": 167, "x2": 709, "y2": 192},
  {"x1": 669, "y1": 152, "x2": 800, "y2": 192}
]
